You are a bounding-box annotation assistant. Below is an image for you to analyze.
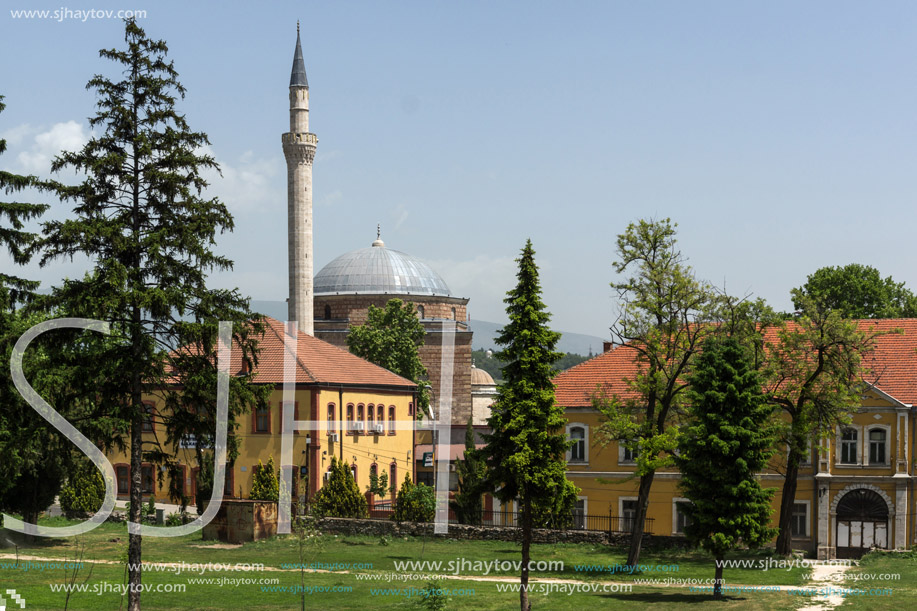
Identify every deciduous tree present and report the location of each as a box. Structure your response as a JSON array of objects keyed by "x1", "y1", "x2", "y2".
[
  {"x1": 595, "y1": 218, "x2": 716, "y2": 568},
  {"x1": 481, "y1": 239, "x2": 578, "y2": 611},
  {"x1": 794, "y1": 263, "x2": 917, "y2": 319},
  {"x1": 347, "y1": 298, "x2": 429, "y2": 413}
]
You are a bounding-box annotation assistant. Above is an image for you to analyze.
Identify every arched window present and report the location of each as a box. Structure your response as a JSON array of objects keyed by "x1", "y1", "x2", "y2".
[
  {"x1": 869, "y1": 429, "x2": 887, "y2": 464},
  {"x1": 840, "y1": 428, "x2": 858, "y2": 464},
  {"x1": 377, "y1": 404, "x2": 384, "y2": 431},
  {"x1": 346, "y1": 404, "x2": 354, "y2": 434},
  {"x1": 350, "y1": 464, "x2": 357, "y2": 482},
  {"x1": 451, "y1": 307, "x2": 456, "y2": 320},
  {"x1": 417, "y1": 305, "x2": 425, "y2": 319},
  {"x1": 324, "y1": 304, "x2": 331, "y2": 319},
  {"x1": 327, "y1": 403, "x2": 336, "y2": 436},
  {"x1": 388, "y1": 406, "x2": 395, "y2": 435},
  {"x1": 367, "y1": 404, "x2": 374, "y2": 432},
  {"x1": 357, "y1": 404, "x2": 364, "y2": 434}
]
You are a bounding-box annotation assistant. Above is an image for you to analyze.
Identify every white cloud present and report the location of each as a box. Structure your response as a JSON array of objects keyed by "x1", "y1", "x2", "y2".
[
  {"x1": 425, "y1": 254, "x2": 517, "y2": 321},
  {"x1": 199, "y1": 147, "x2": 283, "y2": 212},
  {"x1": 5, "y1": 121, "x2": 88, "y2": 175}
]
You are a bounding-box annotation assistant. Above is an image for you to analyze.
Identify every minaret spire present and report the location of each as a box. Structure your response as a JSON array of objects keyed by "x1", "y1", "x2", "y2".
[{"x1": 283, "y1": 25, "x2": 317, "y2": 335}]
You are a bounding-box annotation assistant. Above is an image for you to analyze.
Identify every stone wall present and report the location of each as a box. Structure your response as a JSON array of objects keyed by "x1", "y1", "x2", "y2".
[{"x1": 315, "y1": 517, "x2": 693, "y2": 549}]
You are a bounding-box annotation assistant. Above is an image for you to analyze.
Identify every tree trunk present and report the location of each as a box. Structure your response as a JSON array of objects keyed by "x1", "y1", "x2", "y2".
[
  {"x1": 128, "y1": 404, "x2": 143, "y2": 611},
  {"x1": 520, "y1": 496, "x2": 532, "y2": 611},
  {"x1": 713, "y1": 555, "x2": 724, "y2": 599},
  {"x1": 775, "y1": 459, "x2": 800, "y2": 556},
  {"x1": 626, "y1": 471, "x2": 655, "y2": 568}
]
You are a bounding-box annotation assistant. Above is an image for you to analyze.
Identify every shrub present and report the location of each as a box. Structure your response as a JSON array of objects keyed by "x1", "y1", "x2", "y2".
[
  {"x1": 59, "y1": 468, "x2": 105, "y2": 519},
  {"x1": 249, "y1": 456, "x2": 279, "y2": 502},
  {"x1": 165, "y1": 512, "x2": 182, "y2": 527},
  {"x1": 392, "y1": 474, "x2": 435, "y2": 522},
  {"x1": 416, "y1": 580, "x2": 449, "y2": 611},
  {"x1": 310, "y1": 457, "x2": 367, "y2": 518}
]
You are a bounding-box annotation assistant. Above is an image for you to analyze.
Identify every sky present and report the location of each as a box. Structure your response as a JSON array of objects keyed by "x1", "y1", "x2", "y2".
[{"x1": 3, "y1": 1, "x2": 917, "y2": 339}]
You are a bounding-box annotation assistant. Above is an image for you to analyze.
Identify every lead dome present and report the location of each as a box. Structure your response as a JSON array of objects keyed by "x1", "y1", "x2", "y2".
[{"x1": 314, "y1": 238, "x2": 451, "y2": 297}]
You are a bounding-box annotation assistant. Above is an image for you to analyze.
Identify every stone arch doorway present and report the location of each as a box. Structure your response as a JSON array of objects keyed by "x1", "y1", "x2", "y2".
[{"x1": 836, "y1": 488, "x2": 889, "y2": 559}]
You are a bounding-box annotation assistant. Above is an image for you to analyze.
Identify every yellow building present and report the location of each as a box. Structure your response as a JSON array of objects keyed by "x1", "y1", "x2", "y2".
[
  {"x1": 555, "y1": 319, "x2": 917, "y2": 559},
  {"x1": 106, "y1": 317, "x2": 418, "y2": 509}
]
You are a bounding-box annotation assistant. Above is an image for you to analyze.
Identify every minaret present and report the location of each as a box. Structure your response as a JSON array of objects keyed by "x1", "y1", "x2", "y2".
[{"x1": 283, "y1": 22, "x2": 317, "y2": 335}]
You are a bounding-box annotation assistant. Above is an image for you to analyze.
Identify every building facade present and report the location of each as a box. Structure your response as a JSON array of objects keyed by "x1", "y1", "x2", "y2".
[{"x1": 555, "y1": 319, "x2": 917, "y2": 559}]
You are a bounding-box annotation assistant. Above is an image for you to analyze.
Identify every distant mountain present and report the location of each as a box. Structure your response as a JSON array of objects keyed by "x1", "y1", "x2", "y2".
[
  {"x1": 467, "y1": 319, "x2": 606, "y2": 357},
  {"x1": 249, "y1": 300, "x2": 607, "y2": 357}
]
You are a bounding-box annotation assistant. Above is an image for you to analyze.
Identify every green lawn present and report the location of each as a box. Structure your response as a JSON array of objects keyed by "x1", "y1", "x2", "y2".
[
  {"x1": 837, "y1": 550, "x2": 916, "y2": 610},
  {"x1": 0, "y1": 516, "x2": 842, "y2": 609}
]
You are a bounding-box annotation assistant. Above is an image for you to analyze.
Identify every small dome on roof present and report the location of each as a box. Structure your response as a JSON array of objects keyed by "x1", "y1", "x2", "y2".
[
  {"x1": 314, "y1": 237, "x2": 451, "y2": 297},
  {"x1": 471, "y1": 365, "x2": 495, "y2": 386}
]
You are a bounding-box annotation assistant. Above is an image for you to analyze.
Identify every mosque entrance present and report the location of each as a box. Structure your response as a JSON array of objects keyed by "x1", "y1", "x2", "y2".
[{"x1": 835, "y1": 489, "x2": 889, "y2": 559}]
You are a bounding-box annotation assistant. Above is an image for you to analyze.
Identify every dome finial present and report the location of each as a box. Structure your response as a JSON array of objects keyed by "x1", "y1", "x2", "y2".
[
  {"x1": 297, "y1": 20, "x2": 300, "y2": 34},
  {"x1": 372, "y1": 224, "x2": 385, "y2": 247}
]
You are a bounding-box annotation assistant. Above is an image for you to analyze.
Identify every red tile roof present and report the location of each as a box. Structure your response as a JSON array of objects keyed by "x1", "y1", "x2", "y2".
[
  {"x1": 241, "y1": 317, "x2": 416, "y2": 389},
  {"x1": 555, "y1": 319, "x2": 917, "y2": 408}
]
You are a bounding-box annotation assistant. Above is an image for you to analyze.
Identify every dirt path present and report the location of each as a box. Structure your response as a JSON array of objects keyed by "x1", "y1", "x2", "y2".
[{"x1": 795, "y1": 562, "x2": 854, "y2": 611}]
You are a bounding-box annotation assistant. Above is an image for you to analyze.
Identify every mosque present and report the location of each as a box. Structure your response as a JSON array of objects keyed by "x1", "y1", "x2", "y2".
[{"x1": 282, "y1": 27, "x2": 495, "y2": 485}]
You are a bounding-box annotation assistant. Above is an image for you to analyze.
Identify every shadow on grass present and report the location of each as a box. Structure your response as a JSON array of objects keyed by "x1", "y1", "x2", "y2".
[{"x1": 601, "y1": 592, "x2": 747, "y2": 604}]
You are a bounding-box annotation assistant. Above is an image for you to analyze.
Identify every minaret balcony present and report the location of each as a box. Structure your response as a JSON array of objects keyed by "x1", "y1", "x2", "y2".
[{"x1": 282, "y1": 132, "x2": 318, "y2": 145}]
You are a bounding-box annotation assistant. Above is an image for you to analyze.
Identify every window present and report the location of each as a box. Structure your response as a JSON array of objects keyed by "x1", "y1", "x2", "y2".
[
  {"x1": 254, "y1": 404, "x2": 270, "y2": 433},
  {"x1": 621, "y1": 499, "x2": 639, "y2": 533},
  {"x1": 451, "y1": 307, "x2": 456, "y2": 320},
  {"x1": 357, "y1": 404, "x2": 364, "y2": 434},
  {"x1": 350, "y1": 464, "x2": 357, "y2": 482},
  {"x1": 223, "y1": 468, "x2": 233, "y2": 497},
  {"x1": 116, "y1": 465, "x2": 129, "y2": 495},
  {"x1": 567, "y1": 425, "x2": 587, "y2": 463},
  {"x1": 142, "y1": 403, "x2": 155, "y2": 432},
  {"x1": 869, "y1": 429, "x2": 887, "y2": 464},
  {"x1": 388, "y1": 406, "x2": 395, "y2": 435},
  {"x1": 369, "y1": 463, "x2": 378, "y2": 480},
  {"x1": 327, "y1": 404, "x2": 335, "y2": 435},
  {"x1": 840, "y1": 428, "x2": 857, "y2": 464},
  {"x1": 324, "y1": 304, "x2": 331, "y2": 319},
  {"x1": 347, "y1": 404, "x2": 354, "y2": 434},
  {"x1": 377, "y1": 405, "x2": 384, "y2": 432},
  {"x1": 417, "y1": 305, "x2": 425, "y2": 319},
  {"x1": 674, "y1": 500, "x2": 692, "y2": 534},
  {"x1": 367, "y1": 404, "x2": 374, "y2": 431},
  {"x1": 408, "y1": 402, "x2": 414, "y2": 417},
  {"x1": 619, "y1": 440, "x2": 639, "y2": 464},
  {"x1": 573, "y1": 498, "x2": 587, "y2": 530},
  {"x1": 791, "y1": 502, "x2": 808, "y2": 537},
  {"x1": 141, "y1": 465, "x2": 154, "y2": 494}
]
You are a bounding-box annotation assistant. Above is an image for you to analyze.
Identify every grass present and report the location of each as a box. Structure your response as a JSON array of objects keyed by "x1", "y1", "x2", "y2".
[
  {"x1": 836, "y1": 549, "x2": 915, "y2": 610},
  {"x1": 0, "y1": 516, "x2": 832, "y2": 609}
]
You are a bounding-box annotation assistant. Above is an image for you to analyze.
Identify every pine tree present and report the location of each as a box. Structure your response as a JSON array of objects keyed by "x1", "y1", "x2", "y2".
[
  {"x1": 311, "y1": 457, "x2": 367, "y2": 518},
  {"x1": 347, "y1": 298, "x2": 429, "y2": 414},
  {"x1": 35, "y1": 21, "x2": 269, "y2": 610},
  {"x1": 481, "y1": 239, "x2": 578, "y2": 611},
  {"x1": 392, "y1": 473, "x2": 435, "y2": 523},
  {"x1": 0, "y1": 95, "x2": 53, "y2": 532},
  {"x1": 449, "y1": 418, "x2": 487, "y2": 525},
  {"x1": 676, "y1": 337, "x2": 778, "y2": 599}
]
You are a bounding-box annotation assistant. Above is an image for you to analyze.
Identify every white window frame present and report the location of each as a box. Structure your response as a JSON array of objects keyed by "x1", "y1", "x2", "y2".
[
  {"x1": 865, "y1": 424, "x2": 891, "y2": 466},
  {"x1": 672, "y1": 497, "x2": 692, "y2": 535},
  {"x1": 619, "y1": 496, "x2": 639, "y2": 533},
  {"x1": 836, "y1": 425, "x2": 861, "y2": 466},
  {"x1": 566, "y1": 423, "x2": 588, "y2": 464},
  {"x1": 573, "y1": 496, "x2": 588, "y2": 530},
  {"x1": 618, "y1": 440, "x2": 639, "y2": 465},
  {"x1": 790, "y1": 500, "x2": 810, "y2": 538}
]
